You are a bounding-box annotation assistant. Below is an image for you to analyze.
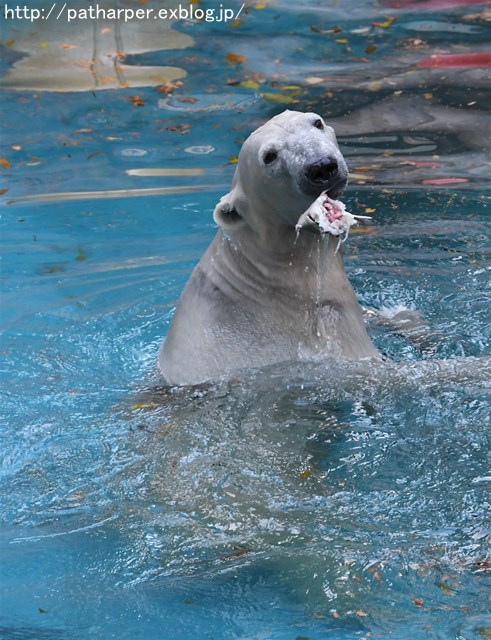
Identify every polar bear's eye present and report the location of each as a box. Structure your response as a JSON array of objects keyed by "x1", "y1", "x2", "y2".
[
  {"x1": 263, "y1": 151, "x2": 278, "y2": 165},
  {"x1": 313, "y1": 119, "x2": 324, "y2": 130}
]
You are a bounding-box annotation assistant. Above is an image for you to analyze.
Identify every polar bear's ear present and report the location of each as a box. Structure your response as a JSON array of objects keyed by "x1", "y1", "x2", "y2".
[{"x1": 213, "y1": 190, "x2": 246, "y2": 230}]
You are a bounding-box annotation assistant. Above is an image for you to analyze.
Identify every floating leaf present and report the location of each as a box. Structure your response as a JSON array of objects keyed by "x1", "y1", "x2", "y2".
[
  {"x1": 228, "y1": 155, "x2": 239, "y2": 165},
  {"x1": 351, "y1": 226, "x2": 377, "y2": 236},
  {"x1": 356, "y1": 164, "x2": 383, "y2": 171},
  {"x1": 6, "y1": 39, "x2": 15, "y2": 47},
  {"x1": 412, "y1": 596, "x2": 424, "y2": 607},
  {"x1": 238, "y1": 79, "x2": 260, "y2": 89},
  {"x1": 129, "y1": 95, "x2": 145, "y2": 106},
  {"x1": 131, "y1": 402, "x2": 159, "y2": 410},
  {"x1": 336, "y1": 38, "x2": 349, "y2": 44},
  {"x1": 156, "y1": 80, "x2": 183, "y2": 94},
  {"x1": 261, "y1": 92, "x2": 296, "y2": 104},
  {"x1": 476, "y1": 629, "x2": 491, "y2": 639},
  {"x1": 86, "y1": 151, "x2": 107, "y2": 161},
  {"x1": 42, "y1": 263, "x2": 65, "y2": 274},
  {"x1": 221, "y1": 547, "x2": 249, "y2": 562},
  {"x1": 356, "y1": 610, "x2": 369, "y2": 617},
  {"x1": 0, "y1": 188, "x2": 8, "y2": 195},
  {"x1": 365, "y1": 207, "x2": 376, "y2": 213},
  {"x1": 0, "y1": 158, "x2": 11, "y2": 170},
  {"x1": 349, "y1": 172, "x2": 374, "y2": 181},
  {"x1": 75, "y1": 247, "x2": 88, "y2": 262},
  {"x1": 400, "y1": 160, "x2": 440, "y2": 168},
  {"x1": 365, "y1": 44, "x2": 377, "y2": 54},
  {"x1": 164, "y1": 124, "x2": 191, "y2": 134},
  {"x1": 299, "y1": 468, "x2": 312, "y2": 479},
  {"x1": 177, "y1": 96, "x2": 198, "y2": 103},
  {"x1": 373, "y1": 17, "x2": 397, "y2": 28},
  {"x1": 437, "y1": 582, "x2": 457, "y2": 596},
  {"x1": 226, "y1": 53, "x2": 247, "y2": 64},
  {"x1": 40, "y1": 42, "x2": 48, "y2": 48}
]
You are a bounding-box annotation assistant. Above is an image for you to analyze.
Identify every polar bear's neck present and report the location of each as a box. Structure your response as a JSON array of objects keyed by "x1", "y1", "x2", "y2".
[{"x1": 206, "y1": 225, "x2": 352, "y2": 304}]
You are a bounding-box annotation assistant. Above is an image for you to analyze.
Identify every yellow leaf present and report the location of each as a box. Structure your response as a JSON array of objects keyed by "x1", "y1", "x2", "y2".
[
  {"x1": 365, "y1": 207, "x2": 376, "y2": 213},
  {"x1": 356, "y1": 610, "x2": 369, "y2": 617},
  {"x1": 365, "y1": 44, "x2": 377, "y2": 54},
  {"x1": 6, "y1": 39, "x2": 15, "y2": 47},
  {"x1": 260, "y1": 93, "x2": 296, "y2": 104},
  {"x1": 40, "y1": 42, "x2": 48, "y2": 48},
  {"x1": 238, "y1": 79, "x2": 260, "y2": 90},
  {"x1": 255, "y1": 3, "x2": 268, "y2": 9},
  {"x1": 373, "y1": 17, "x2": 397, "y2": 28},
  {"x1": 299, "y1": 468, "x2": 312, "y2": 479},
  {"x1": 349, "y1": 172, "x2": 373, "y2": 181},
  {"x1": 228, "y1": 155, "x2": 239, "y2": 165},
  {"x1": 336, "y1": 39, "x2": 349, "y2": 44},
  {"x1": 131, "y1": 402, "x2": 158, "y2": 410},
  {"x1": 226, "y1": 53, "x2": 247, "y2": 64}
]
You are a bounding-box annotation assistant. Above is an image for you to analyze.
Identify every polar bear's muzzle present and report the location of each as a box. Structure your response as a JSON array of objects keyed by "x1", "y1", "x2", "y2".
[{"x1": 302, "y1": 157, "x2": 348, "y2": 199}]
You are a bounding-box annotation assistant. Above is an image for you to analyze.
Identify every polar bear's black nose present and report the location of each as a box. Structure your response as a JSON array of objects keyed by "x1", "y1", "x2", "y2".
[{"x1": 306, "y1": 161, "x2": 339, "y2": 184}]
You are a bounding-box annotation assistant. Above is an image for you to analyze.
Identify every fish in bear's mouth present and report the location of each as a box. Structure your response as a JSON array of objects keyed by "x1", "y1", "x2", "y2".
[{"x1": 295, "y1": 191, "x2": 372, "y2": 248}]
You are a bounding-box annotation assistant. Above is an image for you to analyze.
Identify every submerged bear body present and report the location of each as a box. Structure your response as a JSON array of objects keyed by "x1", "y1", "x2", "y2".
[{"x1": 159, "y1": 110, "x2": 379, "y2": 385}]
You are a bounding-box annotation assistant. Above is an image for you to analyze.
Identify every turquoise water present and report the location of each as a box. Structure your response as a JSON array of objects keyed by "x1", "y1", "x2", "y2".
[{"x1": 1, "y1": 1, "x2": 490, "y2": 639}]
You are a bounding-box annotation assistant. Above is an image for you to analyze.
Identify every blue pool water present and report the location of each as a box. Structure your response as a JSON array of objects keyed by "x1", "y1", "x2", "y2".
[{"x1": 1, "y1": 1, "x2": 490, "y2": 639}]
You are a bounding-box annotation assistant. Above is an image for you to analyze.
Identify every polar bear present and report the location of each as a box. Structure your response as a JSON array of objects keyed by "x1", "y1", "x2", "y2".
[{"x1": 159, "y1": 110, "x2": 380, "y2": 385}]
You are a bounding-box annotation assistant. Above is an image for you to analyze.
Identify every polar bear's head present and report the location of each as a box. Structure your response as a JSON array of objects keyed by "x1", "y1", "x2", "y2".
[{"x1": 213, "y1": 110, "x2": 348, "y2": 234}]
